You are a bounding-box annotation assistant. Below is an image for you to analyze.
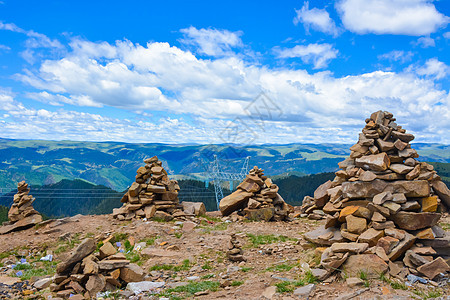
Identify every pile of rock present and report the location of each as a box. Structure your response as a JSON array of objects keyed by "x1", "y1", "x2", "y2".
[
  {"x1": 113, "y1": 156, "x2": 184, "y2": 221},
  {"x1": 49, "y1": 238, "x2": 144, "y2": 298},
  {"x1": 219, "y1": 166, "x2": 290, "y2": 221},
  {"x1": 227, "y1": 234, "x2": 245, "y2": 262},
  {"x1": 304, "y1": 111, "x2": 450, "y2": 281},
  {"x1": 0, "y1": 181, "x2": 42, "y2": 234}
]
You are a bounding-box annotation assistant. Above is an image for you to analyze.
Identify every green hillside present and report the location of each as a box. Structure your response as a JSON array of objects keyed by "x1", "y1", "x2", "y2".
[
  {"x1": 0, "y1": 138, "x2": 448, "y2": 191},
  {"x1": 0, "y1": 172, "x2": 336, "y2": 217}
]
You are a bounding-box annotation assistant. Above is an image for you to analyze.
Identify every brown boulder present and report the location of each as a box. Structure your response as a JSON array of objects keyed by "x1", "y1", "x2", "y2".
[
  {"x1": 98, "y1": 260, "x2": 130, "y2": 270},
  {"x1": 330, "y1": 242, "x2": 368, "y2": 254},
  {"x1": 420, "y1": 196, "x2": 438, "y2": 212},
  {"x1": 219, "y1": 190, "x2": 253, "y2": 216},
  {"x1": 405, "y1": 165, "x2": 421, "y2": 180},
  {"x1": 376, "y1": 139, "x2": 394, "y2": 152},
  {"x1": 388, "y1": 232, "x2": 416, "y2": 261},
  {"x1": 359, "y1": 170, "x2": 377, "y2": 182},
  {"x1": 431, "y1": 180, "x2": 450, "y2": 208},
  {"x1": 358, "y1": 228, "x2": 384, "y2": 247},
  {"x1": 237, "y1": 179, "x2": 261, "y2": 193},
  {"x1": 304, "y1": 226, "x2": 345, "y2": 246},
  {"x1": 99, "y1": 242, "x2": 116, "y2": 259},
  {"x1": 389, "y1": 164, "x2": 413, "y2": 175},
  {"x1": 391, "y1": 212, "x2": 440, "y2": 230},
  {"x1": 85, "y1": 274, "x2": 106, "y2": 295},
  {"x1": 0, "y1": 214, "x2": 43, "y2": 234},
  {"x1": 342, "y1": 254, "x2": 388, "y2": 278},
  {"x1": 377, "y1": 236, "x2": 399, "y2": 254},
  {"x1": 56, "y1": 238, "x2": 96, "y2": 274},
  {"x1": 373, "y1": 192, "x2": 392, "y2": 205},
  {"x1": 417, "y1": 257, "x2": 450, "y2": 279},
  {"x1": 346, "y1": 215, "x2": 367, "y2": 234},
  {"x1": 144, "y1": 205, "x2": 156, "y2": 219},
  {"x1": 342, "y1": 180, "x2": 387, "y2": 199},
  {"x1": 128, "y1": 182, "x2": 142, "y2": 197},
  {"x1": 313, "y1": 180, "x2": 332, "y2": 207},
  {"x1": 387, "y1": 180, "x2": 430, "y2": 198},
  {"x1": 181, "y1": 202, "x2": 206, "y2": 216},
  {"x1": 338, "y1": 206, "x2": 359, "y2": 222},
  {"x1": 355, "y1": 153, "x2": 390, "y2": 171},
  {"x1": 120, "y1": 263, "x2": 145, "y2": 283},
  {"x1": 392, "y1": 131, "x2": 414, "y2": 143}
]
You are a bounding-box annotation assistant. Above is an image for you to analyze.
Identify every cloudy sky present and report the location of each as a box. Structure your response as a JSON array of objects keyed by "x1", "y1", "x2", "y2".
[{"x1": 0, "y1": 0, "x2": 449, "y2": 144}]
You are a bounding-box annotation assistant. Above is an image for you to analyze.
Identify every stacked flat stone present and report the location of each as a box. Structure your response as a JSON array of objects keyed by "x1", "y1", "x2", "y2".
[
  {"x1": 113, "y1": 156, "x2": 182, "y2": 221},
  {"x1": 303, "y1": 111, "x2": 450, "y2": 281},
  {"x1": 227, "y1": 234, "x2": 245, "y2": 262},
  {"x1": 219, "y1": 166, "x2": 290, "y2": 221},
  {"x1": 50, "y1": 238, "x2": 144, "y2": 298}
]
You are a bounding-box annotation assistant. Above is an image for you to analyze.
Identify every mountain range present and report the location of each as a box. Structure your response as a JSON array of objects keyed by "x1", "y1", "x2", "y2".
[{"x1": 1, "y1": 138, "x2": 449, "y2": 191}]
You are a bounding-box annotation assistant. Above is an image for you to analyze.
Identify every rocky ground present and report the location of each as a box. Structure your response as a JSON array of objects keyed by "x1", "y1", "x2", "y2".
[{"x1": 0, "y1": 212, "x2": 448, "y2": 299}]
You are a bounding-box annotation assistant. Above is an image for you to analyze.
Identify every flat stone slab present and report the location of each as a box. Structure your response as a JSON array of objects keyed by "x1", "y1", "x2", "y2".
[
  {"x1": 0, "y1": 214, "x2": 43, "y2": 234},
  {"x1": 304, "y1": 226, "x2": 345, "y2": 246},
  {"x1": 391, "y1": 212, "x2": 441, "y2": 230},
  {"x1": 342, "y1": 180, "x2": 430, "y2": 199},
  {"x1": 342, "y1": 254, "x2": 388, "y2": 278},
  {"x1": 141, "y1": 248, "x2": 180, "y2": 258},
  {"x1": 420, "y1": 235, "x2": 450, "y2": 256},
  {"x1": 0, "y1": 276, "x2": 21, "y2": 285}
]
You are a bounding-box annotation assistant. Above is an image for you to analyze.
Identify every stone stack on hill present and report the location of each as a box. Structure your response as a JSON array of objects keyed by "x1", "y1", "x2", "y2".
[
  {"x1": 49, "y1": 238, "x2": 144, "y2": 298},
  {"x1": 0, "y1": 181, "x2": 42, "y2": 234},
  {"x1": 303, "y1": 111, "x2": 450, "y2": 281},
  {"x1": 219, "y1": 166, "x2": 291, "y2": 221},
  {"x1": 227, "y1": 234, "x2": 245, "y2": 262},
  {"x1": 113, "y1": 156, "x2": 184, "y2": 221}
]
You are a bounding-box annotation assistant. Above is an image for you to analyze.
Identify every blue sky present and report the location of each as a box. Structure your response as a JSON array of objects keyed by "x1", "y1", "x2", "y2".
[{"x1": 0, "y1": 0, "x2": 449, "y2": 144}]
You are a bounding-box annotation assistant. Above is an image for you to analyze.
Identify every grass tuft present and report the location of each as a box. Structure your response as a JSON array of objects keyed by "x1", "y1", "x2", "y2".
[
  {"x1": 231, "y1": 280, "x2": 244, "y2": 287},
  {"x1": 246, "y1": 234, "x2": 297, "y2": 248}
]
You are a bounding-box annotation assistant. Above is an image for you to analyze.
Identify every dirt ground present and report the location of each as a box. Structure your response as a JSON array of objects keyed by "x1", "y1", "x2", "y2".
[{"x1": 0, "y1": 212, "x2": 449, "y2": 299}]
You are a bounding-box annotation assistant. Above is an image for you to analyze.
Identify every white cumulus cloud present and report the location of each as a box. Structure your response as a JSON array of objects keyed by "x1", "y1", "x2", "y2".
[
  {"x1": 336, "y1": 0, "x2": 450, "y2": 36},
  {"x1": 1, "y1": 28, "x2": 448, "y2": 144},
  {"x1": 378, "y1": 50, "x2": 414, "y2": 63},
  {"x1": 294, "y1": 2, "x2": 340, "y2": 37},
  {"x1": 415, "y1": 58, "x2": 449, "y2": 80},
  {"x1": 179, "y1": 26, "x2": 243, "y2": 56},
  {"x1": 274, "y1": 43, "x2": 338, "y2": 69},
  {"x1": 415, "y1": 36, "x2": 435, "y2": 48}
]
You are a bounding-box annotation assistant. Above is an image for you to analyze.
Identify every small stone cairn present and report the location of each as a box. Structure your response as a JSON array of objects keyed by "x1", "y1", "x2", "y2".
[
  {"x1": 8, "y1": 181, "x2": 41, "y2": 223},
  {"x1": 50, "y1": 238, "x2": 144, "y2": 298},
  {"x1": 0, "y1": 181, "x2": 42, "y2": 234},
  {"x1": 227, "y1": 234, "x2": 245, "y2": 262},
  {"x1": 302, "y1": 111, "x2": 450, "y2": 281},
  {"x1": 219, "y1": 166, "x2": 291, "y2": 221},
  {"x1": 113, "y1": 156, "x2": 183, "y2": 221}
]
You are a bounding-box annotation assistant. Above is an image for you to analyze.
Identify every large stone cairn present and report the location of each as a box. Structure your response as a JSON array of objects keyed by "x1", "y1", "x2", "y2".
[
  {"x1": 113, "y1": 156, "x2": 182, "y2": 221},
  {"x1": 50, "y1": 238, "x2": 144, "y2": 298},
  {"x1": 219, "y1": 166, "x2": 290, "y2": 221},
  {"x1": 303, "y1": 111, "x2": 450, "y2": 280},
  {"x1": 7, "y1": 181, "x2": 42, "y2": 225}
]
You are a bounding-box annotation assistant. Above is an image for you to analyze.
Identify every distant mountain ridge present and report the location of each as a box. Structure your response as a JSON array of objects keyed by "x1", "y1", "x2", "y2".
[
  {"x1": 0, "y1": 164, "x2": 448, "y2": 218},
  {"x1": 0, "y1": 138, "x2": 448, "y2": 191}
]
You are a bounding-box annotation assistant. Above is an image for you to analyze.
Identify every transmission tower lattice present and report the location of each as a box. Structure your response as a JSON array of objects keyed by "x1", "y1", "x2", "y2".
[{"x1": 209, "y1": 155, "x2": 250, "y2": 210}]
